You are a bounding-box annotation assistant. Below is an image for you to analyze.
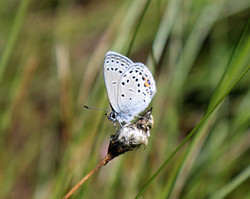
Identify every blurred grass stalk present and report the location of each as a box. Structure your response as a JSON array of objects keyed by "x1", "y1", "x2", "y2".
[
  {"x1": 0, "y1": 54, "x2": 39, "y2": 198},
  {"x1": 0, "y1": 0, "x2": 30, "y2": 81},
  {"x1": 55, "y1": 43, "x2": 73, "y2": 146},
  {"x1": 210, "y1": 164, "x2": 250, "y2": 199},
  {"x1": 0, "y1": 0, "x2": 31, "y2": 142}
]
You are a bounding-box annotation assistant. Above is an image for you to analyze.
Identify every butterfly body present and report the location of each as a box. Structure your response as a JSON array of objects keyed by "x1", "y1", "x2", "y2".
[{"x1": 104, "y1": 51, "x2": 156, "y2": 125}]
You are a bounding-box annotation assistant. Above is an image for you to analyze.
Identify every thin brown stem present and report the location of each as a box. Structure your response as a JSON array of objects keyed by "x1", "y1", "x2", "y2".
[{"x1": 63, "y1": 154, "x2": 113, "y2": 199}]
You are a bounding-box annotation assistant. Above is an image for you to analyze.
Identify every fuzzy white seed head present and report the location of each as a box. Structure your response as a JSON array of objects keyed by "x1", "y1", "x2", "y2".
[{"x1": 108, "y1": 108, "x2": 154, "y2": 158}]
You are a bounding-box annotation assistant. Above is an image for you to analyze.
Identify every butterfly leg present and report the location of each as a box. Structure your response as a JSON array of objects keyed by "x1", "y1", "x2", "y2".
[{"x1": 113, "y1": 122, "x2": 118, "y2": 131}]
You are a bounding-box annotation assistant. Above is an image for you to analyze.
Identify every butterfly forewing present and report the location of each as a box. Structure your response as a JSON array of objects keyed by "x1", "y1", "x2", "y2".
[{"x1": 103, "y1": 51, "x2": 133, "y2": 113}]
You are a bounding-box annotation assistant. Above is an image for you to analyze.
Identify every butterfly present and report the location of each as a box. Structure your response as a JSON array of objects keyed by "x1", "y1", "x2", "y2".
[{"x1": 103, "y1": 51, "x2": 156, "y2": 126}]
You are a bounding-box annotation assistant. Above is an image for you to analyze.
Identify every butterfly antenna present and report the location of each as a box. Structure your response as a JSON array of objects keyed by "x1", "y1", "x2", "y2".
[{"x1": 84, "y1": 105, "x2": 110, "y2": 112}]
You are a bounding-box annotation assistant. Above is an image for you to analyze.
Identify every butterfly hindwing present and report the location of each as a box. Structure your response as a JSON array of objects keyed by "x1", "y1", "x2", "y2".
[
  {"x1": 103, "y1": 51, "x2": 133, "y2": 113},
  {"x1": 117, "y1": 63, "x2": 156, "y2": 122}
]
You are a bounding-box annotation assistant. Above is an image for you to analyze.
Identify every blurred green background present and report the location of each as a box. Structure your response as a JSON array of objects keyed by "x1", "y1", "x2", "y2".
[{"x1": 0, "y1": 0, "x2": 249, "y2": 198}]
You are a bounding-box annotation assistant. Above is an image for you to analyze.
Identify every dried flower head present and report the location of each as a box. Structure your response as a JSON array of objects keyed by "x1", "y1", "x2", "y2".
[{"x1": 108, "y1": 108, "x2": 154, "y2": 159}]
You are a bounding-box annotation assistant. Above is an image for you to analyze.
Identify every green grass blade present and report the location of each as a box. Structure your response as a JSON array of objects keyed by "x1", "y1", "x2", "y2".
[
  {"x1": 126, "y1": 0, "x2": 152, "y2": 57},
  {"x1": 0, "y1": 0, "x2": 30, "y2": 82},
  {"x1": 146, "y1": 0, "x2": 182, "y2": 69}
]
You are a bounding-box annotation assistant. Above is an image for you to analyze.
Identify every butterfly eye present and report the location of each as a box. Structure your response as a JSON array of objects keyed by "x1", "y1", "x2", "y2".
[{"x1": 110, "y1": 112, "x2": 116, "y2": 119}]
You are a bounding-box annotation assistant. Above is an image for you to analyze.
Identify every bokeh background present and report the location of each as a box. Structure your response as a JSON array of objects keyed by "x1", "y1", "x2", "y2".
[{"x1": 0, "y1": 0, "x2": 249, "y2": 198}]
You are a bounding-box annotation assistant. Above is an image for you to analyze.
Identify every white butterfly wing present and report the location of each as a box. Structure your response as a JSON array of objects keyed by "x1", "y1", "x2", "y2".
[
  {"x1": 117, "y1": 63, "x2": 156, "y2": 122},
  {"x1": 103, "y1": 51, "x2": 133, "y2": 112}
]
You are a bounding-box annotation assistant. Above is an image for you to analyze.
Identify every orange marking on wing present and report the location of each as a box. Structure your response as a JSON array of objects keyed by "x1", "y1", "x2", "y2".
[{"x1": 144, "y1": 79, "x2": 150, "y2": 87}]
